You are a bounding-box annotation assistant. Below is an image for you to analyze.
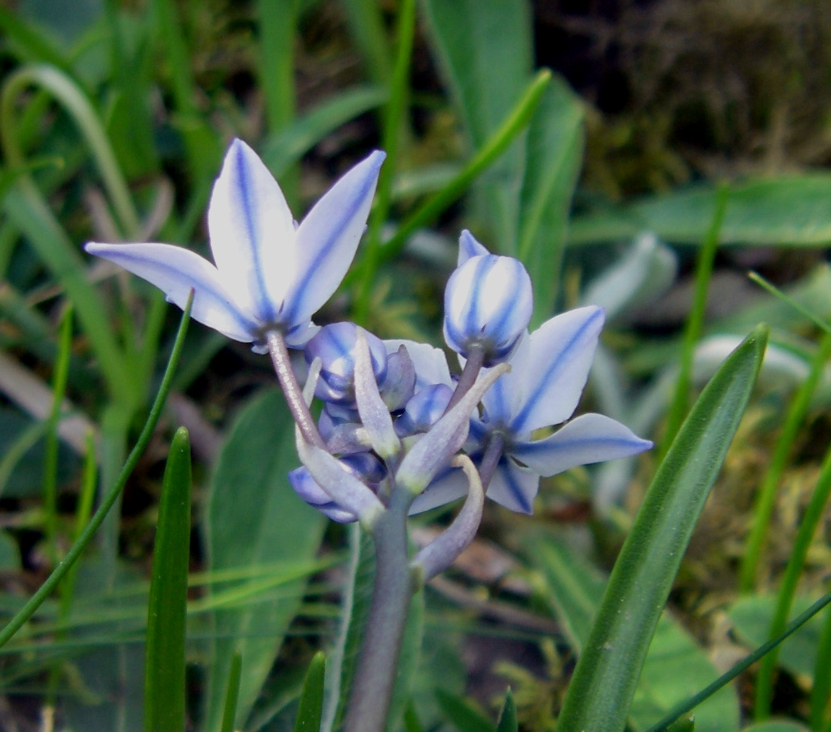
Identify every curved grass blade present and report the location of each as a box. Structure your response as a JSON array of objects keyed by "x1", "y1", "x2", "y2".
[
  {"x1": 221, "y1": 651, "x2": 242, "y2": 732},
  {"x1": 294, "y1": 651, "x2": 325, "y2": 732},
  {"x1": 556, "y1": 324, "x2": 768, "y2": 732},
  {"x1": 0, "y1": 297, "x2": 191, "y2": 649},
  {"x1": 144, "y1": 427, "x2": 192, "y2": 732}
]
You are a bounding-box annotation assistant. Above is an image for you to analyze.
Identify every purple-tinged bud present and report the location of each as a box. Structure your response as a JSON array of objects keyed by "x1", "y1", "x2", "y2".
[
  {"x1": 305, "y1": 322, "x2": 387, "y2": 404},
  {"x1": 443, "y1": 231, "x2": 533, "y2": 366},
  {"x1": 288, "y1": 453, "x2": 387, "y2": 523},
  {"x1": 395, "y1": 384, "x2": 454, "y2": 437},
  {"x1": 380, "y1": 346, "x2": 416, "y2": 412}
]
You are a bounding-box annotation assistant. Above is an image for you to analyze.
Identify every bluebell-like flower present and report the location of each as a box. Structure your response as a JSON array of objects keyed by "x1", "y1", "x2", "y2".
[
  {"x1": 413, "y1": 306, "x2": 653, "y2": 514},
  {"x1": 443, "y1": 230, "x2": 533, "y2": 366},
  {"x1": 86, "y1": 140, "x2": 385, "y2": 351}
]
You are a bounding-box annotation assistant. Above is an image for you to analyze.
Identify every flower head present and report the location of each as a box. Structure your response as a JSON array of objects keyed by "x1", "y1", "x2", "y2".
[
  {"x1": 86, "y1": 140, "x2": 385, "y2": 351},
  {"x1": 443, "y1": 230, "x2": 533, "y2": 366},
  {"x1": 415, "y1": 306, "x2": 653, "y2": 514}
]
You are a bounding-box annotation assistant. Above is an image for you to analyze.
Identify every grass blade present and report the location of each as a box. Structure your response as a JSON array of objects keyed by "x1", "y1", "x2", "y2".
[
  {"x1": 294, "y1": 651, "x2": 325, "y2": 732},
  {"x1": 144, "y1": 427, "x2": 192, "y2": 732}
]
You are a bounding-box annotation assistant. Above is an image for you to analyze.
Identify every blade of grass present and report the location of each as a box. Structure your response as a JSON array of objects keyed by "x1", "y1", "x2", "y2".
[
  {"x1": 0, "y1": 297, "x2": 191, "y2": 649},
  {"x1": 353, "y1": 0, "x2": 417, "y2": 323},
  {"x1": 42, "y1": 305, "x2": 73, "y2": 566},
  {"x1": 145, "y1": 427, "x2": 192, "y2": 732},
  {"x1": 294, "y1": 651, "x2": 325, "y2": 732},
  {"x1": 340, "y1": 0, "x2": 392, "y2": 86},
  {"x1": 812, "y1": 604, "x2": 831, "y2": 730},
  {"x1": 556, "y1": 325, "x2": 768, "y2": 732},
  {"x1": 496, "y1": 689, "x2": 518, "y2": 732},
  {"x1": 740, "y1": 329, "x2": 831, "y2": 592},
  {"x1": 659, "y1": 183, "x2": 729, "y2": 457},
  {"x1": 348, "y1": 68, "x2": 551, "y2": 283},
  {"x1": 647, "y1": 589, "x2": 831, "y2": 732},
  {"x1": 753, "y1": 425, "x2": 831, "y2": 719},
  {"x1": 220, "y1": 651, "x2": 243, "y2": 732}
]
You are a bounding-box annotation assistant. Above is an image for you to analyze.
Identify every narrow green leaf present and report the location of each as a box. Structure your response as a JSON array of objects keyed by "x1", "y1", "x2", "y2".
[
  {"x1": 205, "y1": 388, "x2": 326, "y2": 731},
  {"x1": 260, "y1": 85, "x2": 387, "y2": 179},
  {"x1": 666, "y1": 718, "x2": 695, "y2": 732},
  {"x1": 403, "y1": 702, "x2": 426, "y2": 732},
  {"x1": 496, "y1": 688, "x2": 518, "y2": 732},
  {"x1": 568, "y1": 176, "x2": 831, "y2": 248},
  {"x1": 517, "y1": 76, "x2": 584, "y2": 324},
  {"x1": 294, "y1": 652, "x2": 325, "y2": 732},
  {"x1": 421, "y1": 0, "x2": 532, "y2": 249},
  {"x1": 221, "y1": 651, "x2": 243, "y2": 732},
  {"x1": 0, "y1": 299, "x2": 191, "y2": 649},
  {"x1": 144, "y1": 427, "x2": 192, "y2": 732},
  {"x1": 435, "y1": 689, "x2": 496, "y2": 732},
  {"x1": 340, "y1": 0, "x2": 392, "y2": 85},
  {"x1": 556, "y1": 325, "x2": 768, "y2": 732}
]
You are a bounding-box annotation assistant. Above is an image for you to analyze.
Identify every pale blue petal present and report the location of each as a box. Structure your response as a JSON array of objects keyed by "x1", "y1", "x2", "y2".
[
  {"x1": 408, "y1": 466, "x2": 468, "y2": 514},
  {"x1": 385, "y1": 339, "x2": 453, "y2": 390},
  {"x1": 485, "y1": 458, "x2": 539, "y2": 515},
  {"x1": 458, "y1": 229, "x2": 489, "y2": 265},
  {"x1": 207, "y1": 139, "x2": 296, "y2": 321},
  {"x1": 510, "y1": 306, "x2": 605, "y2": 434},
  {"x1": 511, "y1": 413, "x2": 653, "y2": 477},
  {"x1": 480, "y1": 332, "x2": 529, "y2": 426},
  {"x1": 86, "y1": 242, "x2": 258, "y2": 342},
  {"x1": 285, "y1": 150, "x2": 385, "y2": 324}
]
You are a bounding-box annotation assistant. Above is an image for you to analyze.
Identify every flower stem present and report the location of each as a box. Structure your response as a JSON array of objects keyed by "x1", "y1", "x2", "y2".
[
  {"x1": 266, "y1": 330, "x2": 327, "y2": 450},
  {"x1": 478, "y1": 432, "x2": 505, "y2": 489},
  {"x1": 444, "y1": 345, "x2": 485, "y2": 414},
  {"x1": 343, "y1": 487, "x2": 414, "y2": 732}
]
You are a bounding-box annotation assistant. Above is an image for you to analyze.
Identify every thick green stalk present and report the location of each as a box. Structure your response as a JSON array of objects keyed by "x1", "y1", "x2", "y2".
[{"x1": 343, "y1": 489, "x2": 414, "y2": 732}]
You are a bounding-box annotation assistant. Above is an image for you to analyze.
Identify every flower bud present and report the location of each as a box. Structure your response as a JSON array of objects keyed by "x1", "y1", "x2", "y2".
[
  {"x1": 443, "y1": 231, "x2": 532, "y2": 366},
  {"x1": 304, "y1": 322, "x2": 387, "y2": 404},
  {"x1": 288, "y1": 453, "x2": 387, "y2": 523},
  {"x1": 395, "y1": 384, "x2": 454, "y2": 437}
]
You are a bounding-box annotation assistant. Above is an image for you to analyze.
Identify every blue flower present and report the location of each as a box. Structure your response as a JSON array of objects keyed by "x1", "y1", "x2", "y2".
[
  {"x1": 86, "y1": 140, "x2": 385, "y2": 351},
  {"x1": 443, "y1": 230, "x2": 533, "y2": 366},
  {"x1": 414, "y1": 306, "x2": 653, "y2": 514}
]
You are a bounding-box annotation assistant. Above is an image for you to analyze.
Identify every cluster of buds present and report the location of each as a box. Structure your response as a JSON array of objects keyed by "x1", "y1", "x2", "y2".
[{"x1": 87, "y1": 140, "x2": 652, "y2": 579}]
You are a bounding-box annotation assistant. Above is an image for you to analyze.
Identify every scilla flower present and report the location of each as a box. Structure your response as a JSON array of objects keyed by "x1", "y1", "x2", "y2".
[
  {"x1": 86, "y1": 140, "x2": 385, "y2": 351},
  {"x1": 443, "y1": 230, "x2": 533, "y2": 366},
  {"x1": 414, "y1": 306, "x2": 653, "y2": 514}
]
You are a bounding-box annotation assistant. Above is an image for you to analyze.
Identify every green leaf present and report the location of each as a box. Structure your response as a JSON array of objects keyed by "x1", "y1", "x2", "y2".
[
  {"x1": 556, "y1": 325, "x2": 768, "y2": 732},
  {"x1": 528, "y1": 536, "x2": 739, "y2": 732},
  {"x1": 204, "y1": 388, "x2": 326, "y2": 732},
  {"x1": 435, "y1": 688, "x2": 496, "y2": 732},
  {"x1": 741, "y1": 724, "x2": 810, "y2": 732},
  {"x1": 728, "y1": 595, "x2": 825, "y2": 679},
  {"x1": 144, "y1": 427, "x2": 191, "y2": 732},
  {"x1": 294, "y1": 651, "x2": 325, "y2": 732},
  {"x1": 667, "y1": 718, "x2": 696, "y2": 732},
  {"x1": 220, "y1": 651, "x2": 242, "y2": 732},
  {"x1": 569, "y1": 176, "x2": 831, "y2": 248},
  {"x1": 261, "y1": 86, "x2": 388, "y2": 180},
  {"x1": 496, "y1": 688, "x2": 518, "y2": 732},
  {"x1": 421, "y1": 0, "x2": 532, "y2": 249},
  {"x1": 517, "y1": 75, "x2": 584, "y2": 324}
]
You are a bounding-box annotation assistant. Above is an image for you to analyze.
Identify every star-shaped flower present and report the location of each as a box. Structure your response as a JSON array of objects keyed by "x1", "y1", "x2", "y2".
[
  {"x1": 87, "y1": 139, "x2": 385, "y2": 351},
  {"x1": 413, "y1": 305, "x2": 653, "y2": 514}
]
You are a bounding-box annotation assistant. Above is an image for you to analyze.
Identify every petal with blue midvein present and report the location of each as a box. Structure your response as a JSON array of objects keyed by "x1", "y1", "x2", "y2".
[
  {"x1": 485, "y1": 458, "x2": 539, "y2": 514},
  {"x1": 85, "y1": 242, "x2": 259, "y2": 342},
  {"x1": 207, "y1": 139, "x2": 296, "y2": 321},
  {"x1": 510, "y1": 306, "x2": 605, "y2": 434},
  {"x1": 286, "y1": 150, "x2": 385, "y2": 324},
  {"x1": 510, "y1": 413, "x2": 653, "y2": 477}
]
